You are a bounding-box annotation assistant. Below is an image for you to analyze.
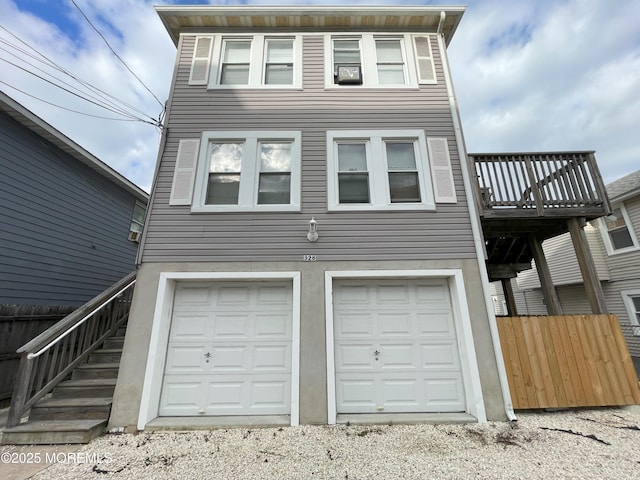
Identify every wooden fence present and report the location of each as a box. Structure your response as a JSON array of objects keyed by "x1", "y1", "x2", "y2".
[{"x1": 497, "y1": 315, "x2": 640, "y2": 409}]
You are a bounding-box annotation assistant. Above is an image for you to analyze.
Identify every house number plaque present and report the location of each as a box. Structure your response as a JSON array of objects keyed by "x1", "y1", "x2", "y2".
[{"x1": 303, "y1": 255, "x2": 318, "y2": 262}]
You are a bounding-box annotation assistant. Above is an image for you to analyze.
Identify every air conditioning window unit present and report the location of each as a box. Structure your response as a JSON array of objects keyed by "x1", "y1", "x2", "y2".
[{"x1": 336, "y1": 65, "x2": 362, "y2": 85}]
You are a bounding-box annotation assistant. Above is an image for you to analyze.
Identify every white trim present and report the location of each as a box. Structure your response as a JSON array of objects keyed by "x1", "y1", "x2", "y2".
[
  {"x1": 324, "y1": 269, "x2": 487, "y2": 424},
  {"x1": 324, "y1": 33, "x2": 419, "y2": 89},
  {"x1": 137, "y1": 271, "x2": 301, "y2": 430},
  {"x1": 598, "y1": 203, "x2": 640, "y2": 256},
  {"x1": 621, "y1": 289, "x2": 640, "y2": 336},
  {"x1": 192, "y1": 131, "x2": 301, "y2": 212},
  {"x1": 326, "y1": 129, "x2": 435, "y2": 211},
  {"x1": 208, "y1": 34, "x2": 302, "y2": 89},
  {"x1": 435, "y1": 32, "x2": 517, "y2": 421}
]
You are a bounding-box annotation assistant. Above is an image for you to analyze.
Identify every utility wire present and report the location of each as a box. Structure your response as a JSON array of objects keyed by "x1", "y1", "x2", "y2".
[
  {"x1": 0, "y1": 81, "x2": 142, "y2": 122},
  {"x1": 0, "y1": 59, "x2": 158, "y2": 125},
  {"x1": 70, "y1": 0, "x2": 164, "y2": 108},
  {"x1": 0, "y1": 27, "x2": 159, "y2": 123}
]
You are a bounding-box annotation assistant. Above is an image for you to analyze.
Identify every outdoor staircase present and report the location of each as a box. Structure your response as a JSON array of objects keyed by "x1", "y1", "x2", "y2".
[{"x1": 1, "y1": 325, "x2": 126, "y2": 444}]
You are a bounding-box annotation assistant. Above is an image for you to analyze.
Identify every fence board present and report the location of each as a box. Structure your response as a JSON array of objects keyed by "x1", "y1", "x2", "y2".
[{"x1": 497, "y1": 315, "x2": 640, "y2": 409}]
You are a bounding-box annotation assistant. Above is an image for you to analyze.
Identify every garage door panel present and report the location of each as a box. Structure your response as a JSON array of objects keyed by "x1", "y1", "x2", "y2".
[
  {"x1": 334, "y1": 278, "x2": 465, "y2": 414},
  {"x1": 379, "y1": 344, "x2": 417, "y2": 369},
  {"x1": 336, "y1": 344, "x2": 375, "y2": 370},
  {"x1": 336, "y1": 313, "x2": 374, "y2": 337},
  {"x1": 256, "y1": 284, "x2": 291, "y2": 305},
  {"x1": 159, "y1": 379, "x2": 204, "y2": 415},
  {"x1": 212, "y1": 314, "x2": 250, "y2": 339},
  {"x1": 253, "y1": 345, "x2": 290, "y2": 370},
  {"x1": 424, "y1": 377, "x2": 466, "y2": 410},
  {"x1": 216, "y1": 285, "x2": 251, "y2": 306},
  {"x1": 378, "y1": 313, "x2": 412, "y2": 336},
  {"x1": 382, "y1": 379, "x2": 420, "y2": 408},
  {"x1": 420, "y1": 343, "x2": 460, "y2": 369},
  {"x1": 376, "y1": 283, "x2": 411, "y2": 303},
  {"x1": 415, "y1": 282, "x2": 449, "y2": 303},
  {"x1": 337, "y1": 378, "x2": 377, "y2": 410},
  {"x1": 418, "y1": 312, "x2": 455, "y2": 336},
  {"x1": 161, "y1": 280, "x2": 293, "y2": 417},
  {"x1": 174, "y1": 285, "x2": 211, "y2": 308},
  {"x1": 254, "y1": 313, "x2": 291, "y2": 338},
  {"x1": 170, "y1": 313, "x2": 210, "y2": 340},
  {"x1": 165, "y1": 345, "x2": 208, "y2": 373}
]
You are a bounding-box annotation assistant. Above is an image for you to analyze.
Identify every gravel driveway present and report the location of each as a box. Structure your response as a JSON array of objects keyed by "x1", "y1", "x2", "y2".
[{"x1": 2, "y1": 406, "x2": 639, "y2": 479}]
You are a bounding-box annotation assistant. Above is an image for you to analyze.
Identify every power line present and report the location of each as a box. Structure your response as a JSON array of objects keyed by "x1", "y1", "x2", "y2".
[
  {"x1": 0, "y1": 81, "x2": 144, "y2": 122},
  {"x1": 0, "y1": 26, "x2": 160, "y2": 124},
  {"x1": 70, "y1": 0, "x2": 164, "y2": 108}
]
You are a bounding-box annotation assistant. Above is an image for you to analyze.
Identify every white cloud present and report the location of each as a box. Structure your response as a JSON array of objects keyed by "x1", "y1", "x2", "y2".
[{"x1": 1, "y1": 0, "x2": 638, "y2": 189}]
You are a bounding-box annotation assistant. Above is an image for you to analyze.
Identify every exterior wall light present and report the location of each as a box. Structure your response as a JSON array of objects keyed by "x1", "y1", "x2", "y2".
[{"x1": 307, "y1": 217, "x2": 318, "y2": 242}]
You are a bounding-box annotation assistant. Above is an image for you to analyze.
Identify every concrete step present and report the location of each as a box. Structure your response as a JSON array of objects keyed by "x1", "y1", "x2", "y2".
[
  {"x1": 88, "y1": 349, "x2": 122, "y2": 363},
  {"x1": 1, "y1": 419, "x2": 107, "y2": 445},
  {"x1": 103, "y1": 336, "x2": 125, "y2": 349},
  {"x1": 28, "y1": 397, "x2": 113, "y2": 421},
  {"x1": 72, "y1": 363, "x2": 120, "y2": 380},
  {"x1": 53, "y1": 378, "x2": 117, "y2": 399}
]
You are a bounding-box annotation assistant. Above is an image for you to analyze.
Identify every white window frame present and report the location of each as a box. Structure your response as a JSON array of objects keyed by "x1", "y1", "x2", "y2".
[
  {"x1": 208, "y1": 35, "x2": 302, "y2": 89},
  {"x1": 599, "y1": 203, "x2": 640, "y2": 255},
  {"x1": 327, "y1": 130, "x2": 435, "y2": 211},
  {"x1": 192, "y1": 131, "x2": 301, "y2": 212},
  {"x1": 324, "y1": 34, "x2": 418, "y2": 88},
  {"x1": 621, "y1": 289, "x2": 640, "y2": 336}
]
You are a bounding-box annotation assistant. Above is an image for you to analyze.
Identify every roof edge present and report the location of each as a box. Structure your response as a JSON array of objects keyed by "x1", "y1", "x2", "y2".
[{"x1": 0, "y1": 91, "x2": 148, "y2": 202}]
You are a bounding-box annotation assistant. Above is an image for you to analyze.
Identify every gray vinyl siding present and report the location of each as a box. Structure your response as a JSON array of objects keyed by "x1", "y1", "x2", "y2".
[
  {"x1": 0, "y1": 111, "x2": 140, "y2": 306},
  {"x1": 142, "y1": 34, "x2": 476, "y2": 263}
]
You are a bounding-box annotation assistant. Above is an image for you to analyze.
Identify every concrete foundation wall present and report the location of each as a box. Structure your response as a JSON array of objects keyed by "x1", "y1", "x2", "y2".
[{"x1": 109, "y1": 259, "x2": 507, "y2": 430}]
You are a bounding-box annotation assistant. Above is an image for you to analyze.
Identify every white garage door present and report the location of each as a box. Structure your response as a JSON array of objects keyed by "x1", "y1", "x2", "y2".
[
  {"x1": 333, "y1": 279, "x2": 465, "y2": 414},
  {"x1": 160, "y1": 281, "x2": 293, "y2": 416}
]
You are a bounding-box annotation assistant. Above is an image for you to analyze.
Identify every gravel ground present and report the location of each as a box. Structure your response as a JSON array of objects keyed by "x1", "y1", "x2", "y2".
[{"x1": 3, "y1": 407, "x2": 640, "y2": 479}]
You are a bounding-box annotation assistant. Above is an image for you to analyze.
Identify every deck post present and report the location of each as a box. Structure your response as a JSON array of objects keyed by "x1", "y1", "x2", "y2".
[
  {"x1": 567, "y1": 217, "x2": 608, "y2": 314},
  {"x1": 501, "y1": 278, "x2": 518, "y2": 316},
  {"x1": 528, "y1": 235, "x2": 563, "y2": 315}
]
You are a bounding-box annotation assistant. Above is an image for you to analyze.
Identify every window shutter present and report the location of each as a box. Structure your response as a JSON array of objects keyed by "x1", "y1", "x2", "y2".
[
  {"x1": 189, "y1": 36, "x2": 213, "y2": 85},
  {"x1": 169, "y1": 139, "x2": 200, "y2": 205},
  {"x1": 413, "y1": 36, "x2": 436, "y2": 84},
  {"x1": 427, "y1": 137, "x2": 457, "y2": 203}
]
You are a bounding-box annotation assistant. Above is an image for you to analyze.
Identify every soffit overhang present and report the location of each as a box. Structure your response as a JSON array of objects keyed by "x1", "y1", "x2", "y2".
[{"x1": 155, "y1": 5, "x2": 465, "y2": 46}]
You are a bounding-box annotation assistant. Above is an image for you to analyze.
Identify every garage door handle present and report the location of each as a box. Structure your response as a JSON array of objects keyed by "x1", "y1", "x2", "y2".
[
  {"x1": 204, "y1": 352, "x2": 211, "y2": 363},
  {"x1": 374, "y1": 350, "x2": 380, "y2": 360}
]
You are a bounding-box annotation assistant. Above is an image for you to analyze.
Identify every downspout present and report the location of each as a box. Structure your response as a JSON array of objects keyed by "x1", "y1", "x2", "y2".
[{"x1": 437, "y1": 11, "x2": 517, "y2": 421}]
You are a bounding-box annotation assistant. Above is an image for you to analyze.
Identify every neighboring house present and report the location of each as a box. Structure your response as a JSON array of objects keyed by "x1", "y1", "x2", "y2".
[
  {"x1": 109, "y1": 5, "x2": 516, "y2": 431},
  {"x1": 0, "y1": 90, "x2": 149, "y2": 408},
  {"x1": 0, "y1": 91, "x2": 149, "y2": 307},
  {"x1": 502, "y1": 169, "x2": 640, "y2": 374}
]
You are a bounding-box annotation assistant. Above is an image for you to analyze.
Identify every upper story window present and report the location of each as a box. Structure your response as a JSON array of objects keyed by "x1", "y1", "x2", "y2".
[
  {"x1": 188, "y1": 35, "x2": 302, "y2": 89},
  {"x1": 327, "y1": 130, "x2": 436, "y2": 211},
  {"x1": 621, "y1": 290, "x2": 640, "y2": 336},
  {"x1": 600, "y1": 204, "x2": 639, "y2": 255},
  {"x1": 326, "y1": 34, "x2": 435, "y2": 88},
  {"x1": 181, "y1": 131, "x2": 301, "y2": 212},
  {"x1": 128, "y1": 201, "x2": 146, "y2": 242}
]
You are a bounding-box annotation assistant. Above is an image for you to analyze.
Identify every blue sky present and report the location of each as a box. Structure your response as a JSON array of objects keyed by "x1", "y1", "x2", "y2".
[{"x1": 1, "y1": 0, "x2": 639, "y2": 191}]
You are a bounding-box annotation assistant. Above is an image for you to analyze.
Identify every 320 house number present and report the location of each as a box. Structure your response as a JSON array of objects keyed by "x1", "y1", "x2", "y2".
[{"x1": 303, "y1": 255, "x2": 317, "y2": 262}]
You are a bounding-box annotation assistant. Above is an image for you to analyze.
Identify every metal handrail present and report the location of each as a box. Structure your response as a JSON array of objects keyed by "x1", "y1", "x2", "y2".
[
  {"x1": 6, "y1": 272, "x2": 136, "y2": 429},
  {"x1": 27, "y1": 280, "x2": 135, "y2": 359}
]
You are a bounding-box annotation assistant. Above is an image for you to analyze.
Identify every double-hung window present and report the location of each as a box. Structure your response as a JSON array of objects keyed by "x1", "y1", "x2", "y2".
[
  {"x1": 327, "y1": 34, "x2": 415, "y2": 87},
  {"x1": 621, "y1": 290, "x2": 640, "y2": 336},
  {"x1": 192, "y1": 131, "x2": 301, "y2": 212},
  {"x1": 327, "y1": 130, "x2": 435, "y2": 211},
  {"x1": 208, "y1": 35, "x2": 301, "y2": 88},
  {"x1": 600, "y1": 204, "x2": 639, "y2": 254}
]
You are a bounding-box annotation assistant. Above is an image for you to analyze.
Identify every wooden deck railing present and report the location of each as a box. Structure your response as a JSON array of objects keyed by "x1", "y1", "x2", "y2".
[
  {"x1": 469, "y1": 152, "x2": 611, "y2": 217},
  {"x1": 5, "y1": 272, "x2": 136, "y2": 428}
]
